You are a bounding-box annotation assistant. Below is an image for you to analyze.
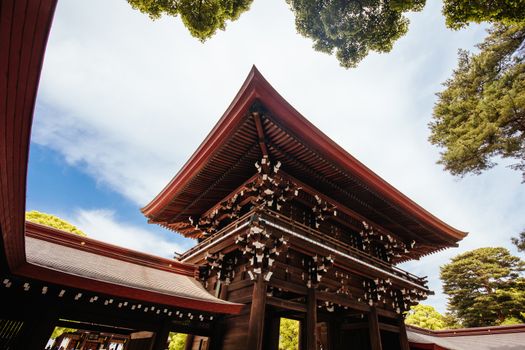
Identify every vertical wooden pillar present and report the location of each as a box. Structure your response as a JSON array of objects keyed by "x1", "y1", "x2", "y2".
[
  {"x1": 306, "y1": 288, "x2": 318, "y2": 350},
  {"x1": 184, "y1": 334, "x2": 195, "y2": 350},
  {"x1": 328, "y1": 319, "x2": 340, "y2": 350},
  {"x1": 219, "y1": 282, "x2": 229, "y2": 300},
  {"x1": 209, "y1": 317, "x2": 226, "y2": 350},
  {"x1": 246, "y1": 274, "x2": 267, "y2": 350},
  {"x1": 151, "y1": 321, "x2": 172, "y2": 350},
  {"x1": 263, "y1": 315, "x2": 281, "y2": 350},
  {"x1": 368, "y1": 307, "x2": 383, "y2": 350},
  {"x1": 398, "y1": 317, "x2": 410, "y2": 350}
]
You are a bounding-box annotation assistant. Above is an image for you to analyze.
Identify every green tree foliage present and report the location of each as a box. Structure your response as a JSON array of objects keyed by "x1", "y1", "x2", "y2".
[
  {"x1": 429, "y1": 23, "x2": 525, "y2": 180},
  {"x1": 512, "y1": 231, "x2": 525, "y2": 253},
  {"x1": 404, "y1": 304, "x2": 447, "y2": 330},
  {"x1": 442, "y1": 0, "x2": 525, "y2": 29},
  {"x1": 50, "y1": 327, "x2": 77, "y2": 340},
  {"x1": 168, "y1": 332, "x2": 187, "y2": 350},
  {"x1": 26, "y1": 211, "x2": 86, "y2": 236},
  {"x1": 126, "y1": 0, "x2": 425, "y2": 68},
  {"x1": 500, "y1": 316, "x2": 525, "y2": 326},
  {"x1": 127, "y1": 0, "x2": 253, "y2": 41},
  {"x1": 285, "y1": 0, "x2": 425, "y2": 68},
  {"x1": 279, "y1": 318, "x2": 299, "y2": 350},
  {"x1": 440, "y1": 247, "x2": 525, "y2": 327}
]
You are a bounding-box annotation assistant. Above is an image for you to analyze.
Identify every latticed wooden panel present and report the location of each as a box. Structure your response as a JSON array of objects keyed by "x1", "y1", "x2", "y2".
[{"x1": 0, "y1": 319, "x2": 24, "y2": 349}]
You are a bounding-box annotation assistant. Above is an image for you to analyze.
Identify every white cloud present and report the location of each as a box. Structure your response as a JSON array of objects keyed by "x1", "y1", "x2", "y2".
[
  {"x1": 32, "y1": 0, "x2": 525, "y2": 312},
  {"x1": 68, "y1": 209, "x2": 186, "y2": 259}
]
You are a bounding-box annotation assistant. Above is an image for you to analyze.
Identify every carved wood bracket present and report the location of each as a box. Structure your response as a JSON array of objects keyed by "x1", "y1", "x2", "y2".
[{"x1": 236, "y1": 214, "x2": 289, "y2": 282}]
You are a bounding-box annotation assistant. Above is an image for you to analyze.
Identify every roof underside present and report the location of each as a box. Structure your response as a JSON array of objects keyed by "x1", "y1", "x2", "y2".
[{"x1": 143, "y1": 67, "x2": 466, "y2": 258}]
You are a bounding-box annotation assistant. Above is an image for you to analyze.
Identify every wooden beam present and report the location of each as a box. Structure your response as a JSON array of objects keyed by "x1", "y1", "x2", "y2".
[
  {"x1": 379, "y1": 322, "x2": 400, "y2": 333},
  {"x1": 340, "y1": 322, "x2": 368, "y2": 331},
  {"x1": 253, "y1": 113, "x2": 269, "y2": 156},
  {"x1": 55, "y1": 320, "x2": 135, "y2": 334},
  {"x1": 376, "y1": 308, "x2": 399, "y2": 319},
  {"x1": 368, "y1": 307, "x2": 383, "y2": 350},
  {"x1": 246, "y1": 274, "x2": 267, "y2": 350},
  {"x1": 267, "y1": 296, "x2": 307, "y2": 313},
  {"x1": 306, "y1": 288, "x2": 317, "y2": 350},
  {"x1": 269, "y1": 277, "x2": 308, "y2": 295},
  {"x1": 228, "y1": 278, "x2": 253, "y2": 292},
  {"x1": 316, "y1": 291, "x2": 370, "y2": 312}
]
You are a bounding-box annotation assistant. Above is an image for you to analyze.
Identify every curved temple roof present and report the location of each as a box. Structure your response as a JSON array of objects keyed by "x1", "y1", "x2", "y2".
[
  {"x1": 143, "y1": 66, "x2": 467, "y2": 256},
  {"x1": 407, "y1": 324, "x2": 525, "y2": 350},
  {"x1": 22, "y1": 222, "x2": 242, "y2": 313}
]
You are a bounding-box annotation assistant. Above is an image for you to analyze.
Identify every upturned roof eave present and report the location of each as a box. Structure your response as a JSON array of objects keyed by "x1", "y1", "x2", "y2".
[
  {"x1": 141, "y1": 65, "x2": 262, "y2": 219},
  {"x1": 142, "y1": 66, "x2": 467, "y2": 243}
]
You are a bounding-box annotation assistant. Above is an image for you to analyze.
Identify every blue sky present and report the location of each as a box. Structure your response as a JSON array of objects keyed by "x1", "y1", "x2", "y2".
[{"x1": 28, "y1": 0, "x2": 525, "y2": 313}]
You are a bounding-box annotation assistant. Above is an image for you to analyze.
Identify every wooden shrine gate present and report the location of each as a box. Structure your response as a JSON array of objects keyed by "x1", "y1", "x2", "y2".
[{"x1": 143, "y1": 68, "x2": 466, "y2": 350}]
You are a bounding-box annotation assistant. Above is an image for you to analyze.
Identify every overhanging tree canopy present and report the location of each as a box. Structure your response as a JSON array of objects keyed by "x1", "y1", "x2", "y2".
[
  {"x1": 429, "y1": 23, "x2": 525, "y2": 181},
  {"x1": 125, "y1": 1, "x2": 525, "y2": 68},
  {"x1": 442, "y1": 0, "x2": 525, "y2": 29},
  {"x1": 127, "y1": 0, "x2": 253, "y2": 40},
  {"x1": 285, "y1": 0, "x2": 425, "y2": 68},
  {"x1": 126, "y1": 0, "x2": 426, "y2": 68}
]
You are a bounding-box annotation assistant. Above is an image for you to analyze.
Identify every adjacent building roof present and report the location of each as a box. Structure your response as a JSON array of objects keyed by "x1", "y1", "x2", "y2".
[
  {"x1": 21, "y1": 222, "x2": 242, "y2": 313},
  {"x1": 0, "y1": 0, "x2": 242, "y2": 315},
  {"x1": 0, "y1": 0, "x2": 58, "y2": 272},
  {"x1": 143, "y1": 66, "x2": 467, "y2": 258},
  {"x1": 407, "y1": 324, "x2": 525, "y2": 350}
]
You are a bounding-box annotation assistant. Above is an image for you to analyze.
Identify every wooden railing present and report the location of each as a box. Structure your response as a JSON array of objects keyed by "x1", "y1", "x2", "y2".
[
  {"x1": 260, "y1": 209, "x2": 426, "y2": 286},
  {"x1": 178, "y1": 207, "x2": 427, "y2": 288},
  {"x1": 178, "y1": 211, "x2": 255, "y2": 261}
]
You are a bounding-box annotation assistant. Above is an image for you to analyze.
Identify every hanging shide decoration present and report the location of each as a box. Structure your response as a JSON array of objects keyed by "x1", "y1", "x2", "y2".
[
  {"x1": 392, "y1": 290, "x2": 406, "y2": 315},
  {"x1": 362, "y1": 279, "x2": 377, "y2": 306},
  {"x1": 187, "y1": 156, "x2": 300, "y2": 237},
  {"x1": 359, "y1": 221, "x2": 416, "y2": 262},
  {"x1": 321, "y1": 300, "x2": 336, "y2": 313},
  {"x1": 335, "y1": 270, "x2": 352, "y2": 296},
  {"x1": 362, "y1": 278, "x2": 393, "y2": 307},
  {"x1": 301, "y1": 254, "x2": 335, "y2": 288},
  {"x1": 236, "y1": 214, "x2": 288, "y2": 282},
  {"x1": 317, "y1": 299, "x2": 352, "y2": 313},
  {"x1": 399, "y1": 287, "x2": 428, "y2": 312},
  {"x1": 198, "y1": 252, "x2": 237, "y2": 287},
  {"x1": 311, "y1": 195, "x2": 337, "y2": 228},
  {"x1": 360, "y1": 275, "x2": 428, "y2": 313},
  {"x1": 1, "y1": 275, "x2": 216, "y2": 322},
  {"x1": 251, "y1": 155, "x2": 300, "y2": 210}
]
